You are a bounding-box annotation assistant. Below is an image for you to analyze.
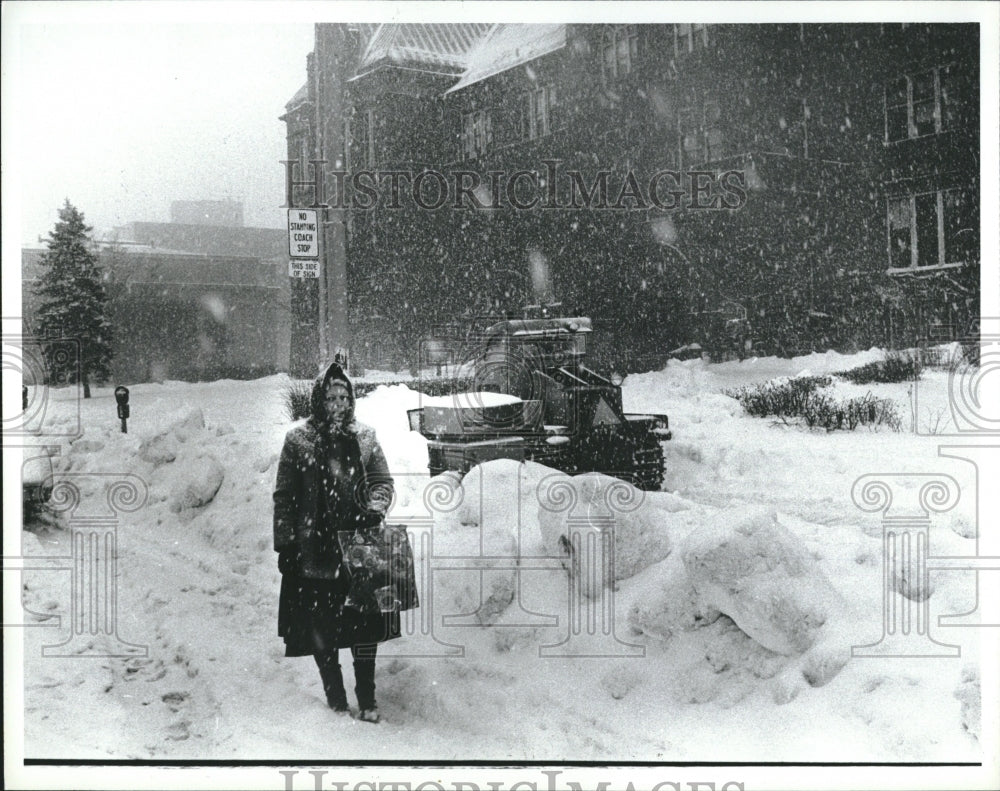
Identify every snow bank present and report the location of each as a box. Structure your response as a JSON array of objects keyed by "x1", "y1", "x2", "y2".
[
  {"x1": 432, "y1": 460, "x2": 550, "y2": 625},
  {"x1": 138, "y1": 408, "x2": 206, "y2": 466},
  {"x1": 954, "y1": 664, "x2": 981, "y2": 740},
  {"x1": 536, "y1": 471, "x2": 676, "y2": 597},
  {"x1": 19, "y1": 365, "x2": 984, "y2": 763},
  {"x1": 681, "y1": 508, "x2": 844, "y2": 656},
  {"x1": 626, "y1": 551, "x2": 719, "y2": 640},
  {"x1": 167, "y1": 453, "x2": 224, "y2": 512}
]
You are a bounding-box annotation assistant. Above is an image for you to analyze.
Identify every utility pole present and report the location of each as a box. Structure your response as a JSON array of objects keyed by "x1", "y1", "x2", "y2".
[
  {"x1": 314, "y1": 26, "x2": 328, "y2": 367},
  {"x1": 314, "y1": 24, "x2": 351, "y2": 371}
]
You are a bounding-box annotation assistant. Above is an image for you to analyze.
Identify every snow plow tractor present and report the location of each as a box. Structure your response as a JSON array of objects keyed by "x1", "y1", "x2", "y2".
[{"x1": 407, "y1": 314, "x2": 671, "y2": 490}]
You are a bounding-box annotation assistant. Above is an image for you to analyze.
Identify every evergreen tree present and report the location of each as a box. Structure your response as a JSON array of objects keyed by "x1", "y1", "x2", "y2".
[{"x1": 34, "y1": 200, "x2": 113, "y2": 398}]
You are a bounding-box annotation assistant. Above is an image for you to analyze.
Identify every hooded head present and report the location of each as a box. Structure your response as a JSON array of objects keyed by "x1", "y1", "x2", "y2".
[{"x1": 310, "y1": 361, "x2": 356, "y2": 431}]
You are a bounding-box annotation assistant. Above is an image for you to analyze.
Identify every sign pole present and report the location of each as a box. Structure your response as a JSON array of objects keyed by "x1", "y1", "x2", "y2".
[
  {"x1": 318, "y1": 208, "x2": 329, "y2": 366},
  {"x1": 287, "y1": 207, "x2": 323, "y2": 366}
]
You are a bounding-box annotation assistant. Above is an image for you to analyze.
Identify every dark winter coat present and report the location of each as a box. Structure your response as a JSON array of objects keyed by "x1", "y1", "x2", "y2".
[{"x1": 274, "y1": 362, "x2": 399, "y2": 655}]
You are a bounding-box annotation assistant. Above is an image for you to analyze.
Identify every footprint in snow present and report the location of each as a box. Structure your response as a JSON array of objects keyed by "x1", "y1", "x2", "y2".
[{"x1": 161, "y1": 691, "x2": 190, "y2": 712}]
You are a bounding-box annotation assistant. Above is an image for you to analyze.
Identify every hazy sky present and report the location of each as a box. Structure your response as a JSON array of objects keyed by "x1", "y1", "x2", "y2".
[
  {"x1": 4, "y1": 0, "x2": 997, "y2": 251},
  {"x1": 4, "y1": 4, "x2": 314, "y2": 243}
]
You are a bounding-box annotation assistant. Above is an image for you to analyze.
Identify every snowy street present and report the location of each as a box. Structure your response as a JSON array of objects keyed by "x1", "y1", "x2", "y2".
[{"x1": 17, "y1": 350, "x2": 983, "y2": 762}]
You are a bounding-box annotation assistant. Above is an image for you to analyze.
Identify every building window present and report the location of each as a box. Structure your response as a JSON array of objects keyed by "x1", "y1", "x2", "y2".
[
  {"x1": 678, "y1": 99, "x2": 724, "y2": 166},
  {"x1": 884, "y1": 65, "x2": 956, "y2": 143},
  {"x1": 704, "y1": 100, "x2": 724, "y2": 161},
  {"x1": 342, "y1": 119, "x2": 351, "y2": 171},
  {"x1": 679, "y1": 107, "x2": 700, "y2": 165},
  {"x1": 296, "y1": 137, "x2": 310, "y2": 177},
  {"x1": 602, "y1": 25, "x2": 638, "y2": 80},
  {"x1": 460, "y1": 110, "x2": 492, "y2": 161},
  {"x1": 522, "y1": 85, "x2": 556, "y2": 141},
  {"x1": 887, "y1": 188, "x2": 969, "y2": 270},
  {"x1": 356, "y1": 109, "x2": 377, "y2": 167},
  {"x1": 675, "y1": 23, "x2": 709, "y2": 55}
]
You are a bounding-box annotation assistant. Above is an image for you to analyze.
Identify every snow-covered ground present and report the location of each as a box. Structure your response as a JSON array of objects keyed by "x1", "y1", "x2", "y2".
[{"x1": 11, "y1": 350, "x2": 992, "y2": 772}]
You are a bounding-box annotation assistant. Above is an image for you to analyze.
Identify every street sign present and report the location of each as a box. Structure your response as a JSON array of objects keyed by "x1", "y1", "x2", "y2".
[
  {"x1": 289, "y1": 259, "x2": 320, "y2": 278},
  {"x1": 287, "y1": 208, "x2": 319, "y2": 259}
]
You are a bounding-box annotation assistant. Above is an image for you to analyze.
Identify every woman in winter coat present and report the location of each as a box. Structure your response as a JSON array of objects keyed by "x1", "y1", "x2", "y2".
[{"x1": 273, "y1": 361, "x2": 397, "y2": 722}]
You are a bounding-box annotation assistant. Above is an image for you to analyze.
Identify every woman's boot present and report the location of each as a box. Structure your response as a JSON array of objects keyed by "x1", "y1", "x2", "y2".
[
  {"x1": 314, "y1": 651, "x2": 350, "y2": 713},
  {"x1": 352, "y1": 644, "x2": 379, "y2": 722}
]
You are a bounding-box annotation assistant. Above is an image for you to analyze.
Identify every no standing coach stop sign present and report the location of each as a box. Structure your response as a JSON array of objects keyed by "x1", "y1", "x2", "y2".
[{"x1": 287, "y1": 208, "x2": 319, "y2": 258}]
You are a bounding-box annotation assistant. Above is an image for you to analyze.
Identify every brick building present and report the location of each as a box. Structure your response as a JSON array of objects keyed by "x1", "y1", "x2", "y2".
[
  {"x1": 22, "y1": 211, "x2": 291, "y2": 384},
  {"x1": 169, "y1": 199, "x2": 244, "y2": 227},
  {"x1": 284, "y1": 23, "x2": 979, "y2": 371}
]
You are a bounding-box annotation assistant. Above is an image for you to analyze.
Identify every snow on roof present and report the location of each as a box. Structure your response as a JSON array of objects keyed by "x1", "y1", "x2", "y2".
[
  {"x1": 284, "y1": 81, "x2": 309, "y2": 112},
  {"x1": 420, "y1": 391, "x2": 523, "y2": 408},
  {"x1": 358, "y1": 23, "x2": 492, "y2": 74},
  {"x1": 446, "y1": 24, "x2": 567, "y2": 94}
]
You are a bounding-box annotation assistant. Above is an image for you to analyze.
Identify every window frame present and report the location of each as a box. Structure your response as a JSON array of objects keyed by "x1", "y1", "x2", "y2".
[
  {"x1": 354, "y1": 108, "x2": 377, "y2": 168},
  {"x1": 883, "y1": 65, "x2": 954, "y2": 144},
  {"x1": 885, "y1": 187, "x2": 968, "y2": 273},
  {"x1": 602, "y1": 25, "x2": 639, "y2": 81},
  {"x1": 674, "y1": 23, "x2": 709, "y2": 56},
  {"x1": 460, "y1": 109, "x2": 493, "y2": 161},
  {"x1": 342, "y1": 118, "x2": 352, "y2": 172},
  {"x1": 678, "y1": 106, "x2": 700, "y2": 166},
  {"x1": 522, "y1": 85, "x2": 556, "y2": 141},
  {"x1": 677, "y1": 97, "x2": 724, "y2": 167}
]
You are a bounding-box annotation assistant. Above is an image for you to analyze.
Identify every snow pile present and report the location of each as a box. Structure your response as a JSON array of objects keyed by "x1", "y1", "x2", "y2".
[
  {"x1": 536, "y1": 471, "x2": 677, "y2": 596},
  {"x1": 138, "y1": 408, "x2": 206, "y2": 466},
  {"x1": 425, "y1": 462, "x2": 856, "y2": 697},
  {"x1": 133, "y1": 408, "x2": 226, "y2": 512},
  {"x1": 681, "y1": 508, "x2": 844, "y2": 656},
  {"x1": 167, "y1": 454, "x2": 224, "y2": 513},
  {"x1": 954, "y1": 664, "x2": 981, "y2": 740},
  {"x1": 430, "y1": 460, "x2": 556, "y2": 626},
  {"x1": 623, "y1": 506, "x2": 856, "y2": 698},
  {"x1": 435, "y1": 461, "x2": 524, "y2": 625},
  {"x1": 680, "y1": 508, "x2": 857, "y2": 697},
  {"x1": 17, "y1": 354, "x2": 986, "y2": 763},
  {"x1": 426, "y1": 462, "x2": 681, "y2": 632},
  {"x1": 69, "y1": 437, "x2": 105, "y2": 454},
  {"x1": 626, "y1": 550, "x2": 716, "y2": 641}
]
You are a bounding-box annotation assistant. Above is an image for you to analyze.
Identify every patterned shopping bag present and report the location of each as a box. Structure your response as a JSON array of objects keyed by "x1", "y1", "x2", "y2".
[{"x1": 338, "y1": 524, "x2": 419, "y2": 613}]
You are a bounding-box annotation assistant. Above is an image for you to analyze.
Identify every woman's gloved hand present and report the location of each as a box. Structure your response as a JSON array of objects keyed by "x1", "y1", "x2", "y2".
[
  {"x1": 277, "y1": 546, "x2": 301, "y2": 575},
  {"x1": 357, "y1": 509, "x2": 385, "y2": 530}
]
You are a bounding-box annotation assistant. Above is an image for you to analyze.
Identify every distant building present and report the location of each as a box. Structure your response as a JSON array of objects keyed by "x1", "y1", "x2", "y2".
[
  {"x1": 113, "y1": 220, "x2": 285, "y2": 260},
  {"x1": 22, "y1": 205, "x2": 293, "y2": 384},
  {"x1": 22, "y1": 243, "x2": 290, "y2": 385},
  {"x1": 170, "y1": 199, "x2": 244, "y2": 227},
  {"x1": 284, "y1": 23, "x2": 979, "y2": 369}
]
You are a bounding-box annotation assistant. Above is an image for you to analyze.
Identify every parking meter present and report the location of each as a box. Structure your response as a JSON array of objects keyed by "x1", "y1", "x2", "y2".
[{"x1": 114, "y1": 386, "x2": 130, "y2": 433}]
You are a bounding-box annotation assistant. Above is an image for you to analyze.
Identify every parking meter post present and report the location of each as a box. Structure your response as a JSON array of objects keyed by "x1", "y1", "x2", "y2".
[{"x1": 114, "y1": 386, "x2": 130, "y2": 434}]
